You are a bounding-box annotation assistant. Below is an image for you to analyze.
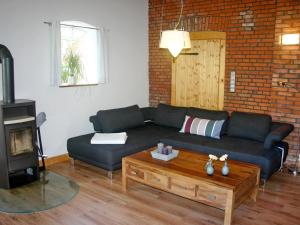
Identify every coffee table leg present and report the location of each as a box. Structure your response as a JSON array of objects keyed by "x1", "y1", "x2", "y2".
[
  {"x1": 224, "y1": 190, "x2": 235, "y2": 225},
  {"x1": 250, "y1": 185, "x2": 258, "y2": 202},
  {"x1": 251, "y1": 173, "x2": 260, "y2": 202},
  {"x1": 122, "y1": 159, "x2": 128, "y2": 192}
]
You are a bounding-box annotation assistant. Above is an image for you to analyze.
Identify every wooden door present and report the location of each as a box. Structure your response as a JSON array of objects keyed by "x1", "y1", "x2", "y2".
[{"x1": 171, "y1": 32, "x2": 225, "y2": 110}]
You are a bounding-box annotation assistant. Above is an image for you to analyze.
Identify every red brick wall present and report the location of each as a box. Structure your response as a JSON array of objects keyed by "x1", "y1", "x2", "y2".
[
  {"x1": 270, "y1": 0, "x2": 300, "y2": 161},
  {"x1": 149, "y1": 0, "x2": 300, "y2": 162}
]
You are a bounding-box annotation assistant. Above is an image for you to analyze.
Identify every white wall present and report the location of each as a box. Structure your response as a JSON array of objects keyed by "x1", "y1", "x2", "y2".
[{"x1": 0, "y1": 0, "x2": 149, "y2": 157}]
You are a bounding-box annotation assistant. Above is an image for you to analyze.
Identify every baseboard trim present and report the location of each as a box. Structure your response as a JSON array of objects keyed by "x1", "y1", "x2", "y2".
[{"x1": 39, "y1": 153, "x2": 70, "y2": 167}]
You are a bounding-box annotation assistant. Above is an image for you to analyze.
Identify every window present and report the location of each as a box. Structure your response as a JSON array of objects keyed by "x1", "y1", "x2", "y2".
[
  {"x1": 59, "y1": 21, "x2": 100, "y2": 86},
  {"x1": 49, "y1": 20, "x2": 108, "y2": 87}
]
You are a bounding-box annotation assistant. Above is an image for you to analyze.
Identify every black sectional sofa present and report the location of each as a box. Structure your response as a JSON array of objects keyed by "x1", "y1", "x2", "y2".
[{"x1": 67, "y1": 104, "x2": 293, "y2": 181}]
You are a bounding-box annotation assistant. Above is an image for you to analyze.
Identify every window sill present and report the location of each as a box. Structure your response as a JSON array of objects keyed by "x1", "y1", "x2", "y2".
[{"x1": 59, "y1": 83, "x2": 99, "y2": 88}]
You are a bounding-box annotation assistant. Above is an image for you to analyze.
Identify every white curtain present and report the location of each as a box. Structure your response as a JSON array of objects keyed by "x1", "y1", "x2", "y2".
[
  {"x1": 49, "y1": 21, "x2": 61, "y2": 87},
  {"x1": 97, "y1": 28, "x2": 109, "y2": 84}
]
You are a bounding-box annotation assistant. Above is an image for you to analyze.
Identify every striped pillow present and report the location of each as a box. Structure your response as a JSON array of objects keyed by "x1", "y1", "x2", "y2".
[{"x1": 180, "y1": 115, "x2": 225, "y2": 139}]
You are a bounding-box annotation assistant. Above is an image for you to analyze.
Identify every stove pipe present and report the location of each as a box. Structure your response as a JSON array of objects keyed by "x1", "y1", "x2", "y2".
[{"x1": 0, "y1": 44, "x2": 15, "y2": 104}]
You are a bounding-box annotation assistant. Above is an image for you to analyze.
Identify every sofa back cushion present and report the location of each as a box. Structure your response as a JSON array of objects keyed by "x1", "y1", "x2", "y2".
[
  {"x1": 187, "y1": 107, "x2": 229, "y2": 120},
  {"x1": 154, "y1": 104, "x2": 187, "y2": 129},
  {"x1": 97, "y1": 105, "x2": 144, "y2": 133},
  {"x1": 89, "y1": 115, "x2": 102, "y2": 132},
  {"x1": 140, "y1": 107, "x2": 156, "y2": 121},
  {"x1": 228, "y1": 111, "x2": 272, "y2": 142},
  {"x1": 180, "y1": 115, "x2": 225, "y2": 139}
]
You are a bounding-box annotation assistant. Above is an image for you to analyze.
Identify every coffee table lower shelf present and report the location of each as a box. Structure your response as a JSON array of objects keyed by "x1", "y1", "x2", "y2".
[{"x1": 122, "y1": 150, "x2": 260, "y2": 225}]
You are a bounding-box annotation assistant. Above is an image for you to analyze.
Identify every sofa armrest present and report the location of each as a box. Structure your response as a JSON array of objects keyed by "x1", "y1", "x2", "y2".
[
  {"x1": 140, "y1": 107, "x2": 156, "y2": 121},
  {"x1": 264, "y1": 122, "x2": 294, "y2": 149},
  {"x1": 89, "y1": 115, "x2": 102, "y2": 132}
]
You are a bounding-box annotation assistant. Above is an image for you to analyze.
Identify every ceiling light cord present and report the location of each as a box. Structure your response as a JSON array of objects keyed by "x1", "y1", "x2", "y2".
[{"x1": 175, "y1": 0, "x2": 184, "y2": 30}]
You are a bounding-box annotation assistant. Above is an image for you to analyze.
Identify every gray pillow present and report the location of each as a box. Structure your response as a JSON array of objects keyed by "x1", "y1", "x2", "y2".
[
  {"x1": 97, "y1": 105, "x2": 144, "y2": 133},
  {"x1": 154, "y1": 104, "x2": 187, "y2": 129},
  {"x1": 228, "y1": 111, "x2": 272, "y2": 142},
  {"x1": 187, "y1": 107, "x2": 229, "y2": 136}
]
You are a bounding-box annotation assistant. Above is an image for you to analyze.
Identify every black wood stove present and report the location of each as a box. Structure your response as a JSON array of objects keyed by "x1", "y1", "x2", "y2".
[{"x1": 0, "y1": 45, "x2": 39, "y2": 189}]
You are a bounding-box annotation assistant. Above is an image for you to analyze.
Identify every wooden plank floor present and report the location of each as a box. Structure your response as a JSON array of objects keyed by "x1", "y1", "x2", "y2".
[{"x1": 0, "y1": 161, "x2": 299, "y2": 225}]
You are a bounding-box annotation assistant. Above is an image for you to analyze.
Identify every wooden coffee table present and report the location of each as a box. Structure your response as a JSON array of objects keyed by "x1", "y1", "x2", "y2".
[{"x1": 122, "y1": 147, "x2": 260, "y2": 225}]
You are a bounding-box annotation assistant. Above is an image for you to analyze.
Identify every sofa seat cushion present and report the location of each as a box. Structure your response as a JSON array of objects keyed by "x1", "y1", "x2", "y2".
[
  {"x1": 228, "y1": 111, "x2": 272, "y2": 142},
  {"x1": 67, "y1": 123, "x2": 179, "y2": 171},
  {"x1": 160, "y1": 133, "x2": 283, "y2": 180},
  {"x1": 96, "y1": 105, "x2": 144, "y2": 133}
]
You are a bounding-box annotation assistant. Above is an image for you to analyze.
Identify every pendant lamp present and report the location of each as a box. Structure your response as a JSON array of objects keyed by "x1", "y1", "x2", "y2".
[{"x1": 159, "y1": 0, "x2": 191, "y2": 57}]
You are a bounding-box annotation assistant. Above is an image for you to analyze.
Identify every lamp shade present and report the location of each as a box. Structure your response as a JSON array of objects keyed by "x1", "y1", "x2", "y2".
[{"x1": 159, "y1": 30, "x2": 191, "y2": 57}]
